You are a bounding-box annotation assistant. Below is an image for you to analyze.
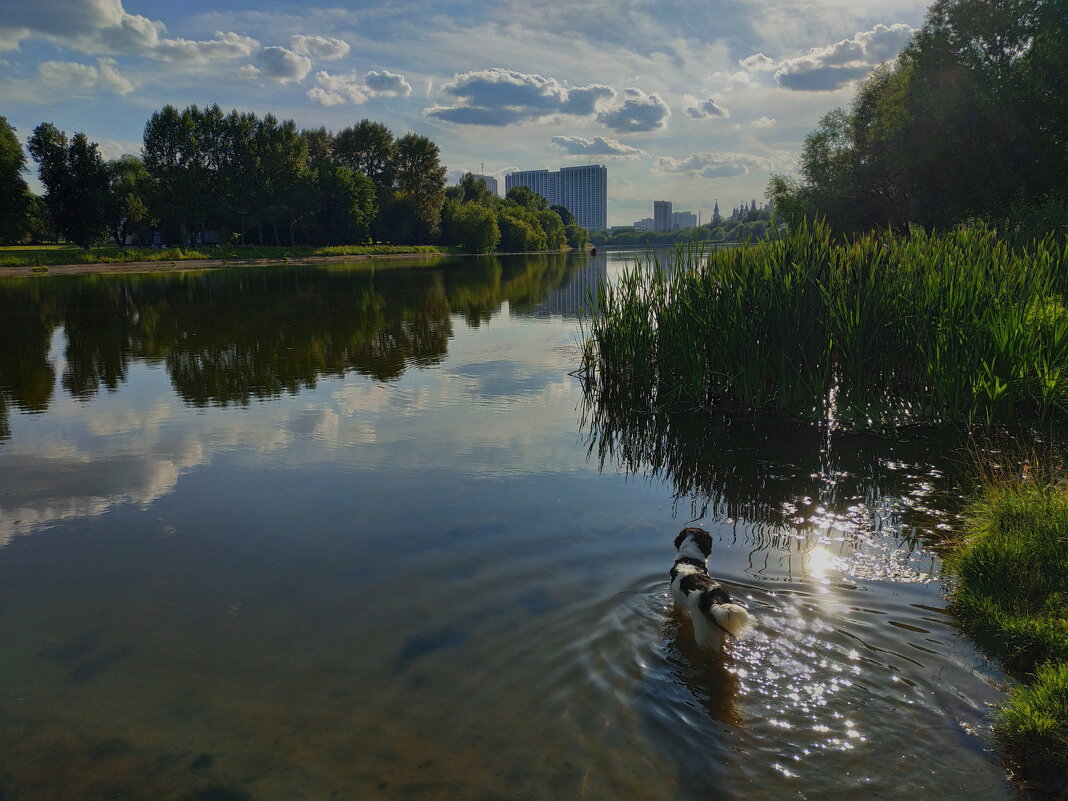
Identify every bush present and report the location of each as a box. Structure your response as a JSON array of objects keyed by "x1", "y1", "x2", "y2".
[{"x1": 452, "y1": 203, "x2": 500, "y2": 253}]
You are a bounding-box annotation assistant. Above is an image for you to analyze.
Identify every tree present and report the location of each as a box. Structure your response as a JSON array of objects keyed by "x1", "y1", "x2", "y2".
[
  {"x1": 27, "y1": 123, "x2": 112, "y2": 248},
  {"x1": 0, "y1": 116, "x2": 33, "y2": 244},
  {"x1": 393, "y1": 133, "x2": 447, "y2": 243},
  {"x1": 506, "y1": 185, "x2": 548, "y2": 211},
  {"x1": 253, "y1": 114, "x2": 310, "y2": 245},
  {"x1": 142, "y1": 104, "x2": 198, "y2": 243},
  {"x1": 314, "y1": 165, "x2": 376, "y2": 244},
  {"x1": 452, "y1": 202, "x2": 500, "y2": 253},
  {"x1": 550, "y1": 204, "x2": 574, "y2": 226},
  {"x1": 565, "y1": 222, "x2": 589, "y2": 250},
  {"x1": 459, "y1": 172, "x2": 495, "y2": 205},
  {"x1": 536, "y1": 209, "x2": 567, "y2": 249},
  {"x1": 107, "y1": 155, "x2": 152, "y2": 246},
  {"x1": 498, "y1": 211, "x2": 547, "y2": 251},
  {"x1": 333, "y1": 120, "x2": 396, "y2": 189}
]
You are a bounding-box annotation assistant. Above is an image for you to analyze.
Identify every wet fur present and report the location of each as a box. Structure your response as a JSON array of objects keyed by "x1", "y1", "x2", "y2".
[{"x1": 670, "y1": 527, "x2": 751, "y2": 650}]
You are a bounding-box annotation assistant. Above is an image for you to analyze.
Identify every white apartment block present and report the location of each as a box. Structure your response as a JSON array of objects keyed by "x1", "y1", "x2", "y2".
[{"x1": 505, "y1": 165, "x2": 608, "y2": 231}]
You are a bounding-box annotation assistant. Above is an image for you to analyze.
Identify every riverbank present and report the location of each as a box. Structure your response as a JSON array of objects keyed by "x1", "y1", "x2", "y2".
[
  {"x1": 0, "y1": 244, "x2": 449, "y2": 273},
  {"x1": 0, "y1": 246, "x2": 452, "y2": 277},
  {"x1": 948, "y1": 480, "x2": 1068, "y2": 799}
]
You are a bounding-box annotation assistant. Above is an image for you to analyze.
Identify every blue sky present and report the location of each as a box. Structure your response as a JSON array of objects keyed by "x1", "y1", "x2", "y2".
[{"x1": 0, "y1": 0, "x2": 929, "y2": 225}]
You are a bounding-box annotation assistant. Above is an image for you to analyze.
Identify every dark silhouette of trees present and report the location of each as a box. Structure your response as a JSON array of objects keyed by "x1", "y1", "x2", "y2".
[
  {"x1": 768, "y1": 0, "x2": 1068, "y2": 238},
  {"x1": 0, "y1": 116, "x2": 33, "y2": 245},
  {"x1": 27, "y1": 123, "x2": 112, "y2": 249}
]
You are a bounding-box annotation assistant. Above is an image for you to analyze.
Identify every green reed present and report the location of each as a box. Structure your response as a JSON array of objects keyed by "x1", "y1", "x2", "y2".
[{"x1": 581, "y1": 221, "x2": 1068, "y2": 426}]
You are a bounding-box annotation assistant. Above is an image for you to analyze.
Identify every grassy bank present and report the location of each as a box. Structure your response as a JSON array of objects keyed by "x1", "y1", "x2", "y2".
[
  {"x1": 949, "y1": 480, "x2": 1068, "y2": 798},
  {"x1": 0, "y1": 243, "x2": 448, "y2": 268},
  {"x1": 581, "y1": 222, "x2": 1068, "y2": 426}
]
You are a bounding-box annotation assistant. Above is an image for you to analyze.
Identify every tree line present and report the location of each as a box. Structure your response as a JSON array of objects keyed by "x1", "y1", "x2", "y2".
[
  {"x1": 441, "y1": 174, "x2": 589, "y2": 254},
  {"x1": 768, "y1": 0, "x2": 1067, "y2": 240},
  {"x1": 591, "y1": 207, "x2": 779, "y2": 247},
  {"x1": 0, "y1": 108, "x2": 588, "y2": 254}
]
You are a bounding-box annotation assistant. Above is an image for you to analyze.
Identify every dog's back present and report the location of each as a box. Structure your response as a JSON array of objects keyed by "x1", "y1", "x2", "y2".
[{"x1": 671, "y1": 528, "x2": 751, "y2": 649}]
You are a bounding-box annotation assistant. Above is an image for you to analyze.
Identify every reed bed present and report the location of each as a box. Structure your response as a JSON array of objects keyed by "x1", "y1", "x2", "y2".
[{"x1": 581, "y1": 221, "x2": 1068, "y2": 426}]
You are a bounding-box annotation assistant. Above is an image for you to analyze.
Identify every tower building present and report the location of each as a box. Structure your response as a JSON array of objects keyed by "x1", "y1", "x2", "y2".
[{"x1": 505, "y1": 165, "x2": 608, "y2": 231}]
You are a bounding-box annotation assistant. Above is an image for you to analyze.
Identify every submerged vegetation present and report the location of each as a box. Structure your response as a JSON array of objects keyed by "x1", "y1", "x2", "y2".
[
  {"x1": 949, "y1": 478, "x2": 1068, "y2": 797},
  {"x1": 581, "y1": 222, "x2": 1068, "y2": 427}
]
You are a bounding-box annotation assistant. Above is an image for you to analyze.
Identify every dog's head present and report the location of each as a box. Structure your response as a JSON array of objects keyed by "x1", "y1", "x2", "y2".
[{"x1": 674, "y1": 527, "x2": 712, "y2": 558}]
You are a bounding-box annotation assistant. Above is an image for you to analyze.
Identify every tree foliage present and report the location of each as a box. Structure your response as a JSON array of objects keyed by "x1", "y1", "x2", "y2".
[
  {"x1": 0, "y1": 116, "x2": 33, "y2": 244},
  {"x1": 27, "y1": 123, "x2": 112, "y2": 249},
  {"x1": 450, "y1": 202, "x2": 501, "y2": 253},
  {"x1": 768, "y1": 0, "x2": 1068, "y2": 237},
  {"x1": 14, "y1": 106, "x2": 587, "y2": 252}
]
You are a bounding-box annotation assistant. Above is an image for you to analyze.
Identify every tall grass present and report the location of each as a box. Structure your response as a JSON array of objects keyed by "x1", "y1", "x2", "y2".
[
  {"x1": 581, "y1": 221, "x2": 1068, "y2": 426},
  {"x1": 948, "y1": 479, "x2": 1068, "y2": 797}
]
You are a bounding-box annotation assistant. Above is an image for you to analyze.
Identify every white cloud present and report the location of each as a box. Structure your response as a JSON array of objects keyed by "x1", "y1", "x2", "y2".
[
  {"x1": 152, "y1": 31, "x2": 259, "y2": 63},
  {"x1": 550, "y1": 135, "x2": 643, "y2": 158},
  {"x1": 597, "y1": 87, "x2": 670, "y2": 133},
  {"x1": 244, "y1": 46, "x2": 312, "y2": 83},
  {"x1": 306, "y1": 69, "x2": 413, "y2": 105},
  {"x1": 771, "y1": 23, "x2": 915, "y2": 91},
  {"x1": 653, "y1": 151, "x2": 785, "y2": 179},
  {"x1": 684, "y1": 95, "x2": 730, "y2": 119},
  {"x1": 0, "y1": 1, "x2": 259, "y2": 62},
  {"x1": 751, "y1": 116, "x2": 776, "y2": 128},
  {"x1": 308, "y1": 71, "x2": 368, "y2": 105},
  {"x1": 739, "y1": 53, "x2": 777, "y2": 71},
  {"x1": 363, "y1": 70, "x2": 412, "y2": 97},
  {"x1": 424, "y1": 68, "x2": 614, "y2": 126},
  {"x1": 37, "y1": 57, "x2": 134, "y2": 96},
  {"x1": 307, "y1": 86, "x2": 348, "y2": 106},
  {"x1": 290, "y1": 34, "x2": 350, "y2": 60}
]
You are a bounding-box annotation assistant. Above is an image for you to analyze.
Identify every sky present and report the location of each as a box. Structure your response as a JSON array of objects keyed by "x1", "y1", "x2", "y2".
[{"x1": 0, "y1": 0, "x2": 930, "y2": 226}]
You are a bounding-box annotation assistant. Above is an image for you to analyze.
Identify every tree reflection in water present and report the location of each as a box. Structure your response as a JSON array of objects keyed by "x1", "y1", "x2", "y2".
[
  {"x1": 580, "y1": 396, "x2": 969, "y2": 574},
  {"x1": 0, "y1": 254, "x2": 577, "y2": 438}
]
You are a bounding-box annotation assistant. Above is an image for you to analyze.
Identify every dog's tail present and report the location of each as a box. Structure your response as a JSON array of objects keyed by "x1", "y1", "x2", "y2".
[{"x1": 710, "y1": 603, "x2": 751, "y2": 638}]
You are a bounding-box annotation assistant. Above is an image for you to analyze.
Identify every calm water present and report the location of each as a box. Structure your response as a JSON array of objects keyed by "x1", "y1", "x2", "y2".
[{"x1": 0, "y1": 253, "x2": 1016, "y2": 801}]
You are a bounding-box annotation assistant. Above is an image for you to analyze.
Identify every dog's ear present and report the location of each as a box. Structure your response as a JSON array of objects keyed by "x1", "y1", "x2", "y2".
[
  {"x1": 694, "y1": 530, "x2": 713, "y2": 557},
  {"x1": 674, "y1": 529, "x2": 689, "y2": 550}
]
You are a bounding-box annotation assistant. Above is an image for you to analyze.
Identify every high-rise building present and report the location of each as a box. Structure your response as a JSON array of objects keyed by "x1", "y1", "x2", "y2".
[
  {"x1": 476, "y1": 174, "x2": 499, "y2": 197},
  {"x1": 672, "y1": 210, "x2": 697, "y2": 229},
  {"x1": 505, "y1": 165, "x2": 608, "y2": 231},
  {"x1": 505, "y1": 169, "x2": 554, "y2": 201},
  {"x1": 653, "y1": 200, "x2": 673, "y2": 232}
]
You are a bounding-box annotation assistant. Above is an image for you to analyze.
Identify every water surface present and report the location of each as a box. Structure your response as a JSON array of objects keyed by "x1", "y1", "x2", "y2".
[{"x1": 0, "y1": 252, "x2": 1015, "y2": 800}]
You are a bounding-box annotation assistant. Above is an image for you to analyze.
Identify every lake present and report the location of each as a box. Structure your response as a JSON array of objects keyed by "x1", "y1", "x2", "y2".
[{"x1": 0, "y1": 252, "x2": 1015, "y2": 800}]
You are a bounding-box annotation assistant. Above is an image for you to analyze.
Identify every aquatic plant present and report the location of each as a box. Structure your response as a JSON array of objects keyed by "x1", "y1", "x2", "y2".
[{"x1": 581, "y1": 221, "x2": 1068, "y2": 427}]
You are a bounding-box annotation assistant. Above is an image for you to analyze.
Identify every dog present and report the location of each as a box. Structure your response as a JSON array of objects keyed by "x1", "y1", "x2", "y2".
[{"x1": 670, "y1": 527, "x2": 751, "y2": 650}]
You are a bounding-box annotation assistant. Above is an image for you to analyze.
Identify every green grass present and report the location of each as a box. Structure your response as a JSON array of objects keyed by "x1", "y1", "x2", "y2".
[
  {"x1": 995, "y1": 663, "x2": 1068, "y2": 797},
  {"x1": 581, "y1": 221, "x2": 1068, "y2": 426},
  {"x1": 949, "y1": 480, "x2": 1068, "y2": 796},
  {"x1": 950, "y1": 482, "x2": 1068, "y2": 672},
  {"x1": 0, "y1": 243, "x2": 449, "y2": 267}
]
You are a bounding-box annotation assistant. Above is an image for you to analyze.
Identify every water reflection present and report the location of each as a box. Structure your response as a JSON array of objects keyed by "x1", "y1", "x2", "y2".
[
  {"x1": 583, "y1": 401, "x2": 962, "y2": 584},
  {"x1": 0, "y1": 252, "x2": 1016, "y2": 801},
  {"x1": 0, "y1": 253, "x2": 602, "y2": 437}
]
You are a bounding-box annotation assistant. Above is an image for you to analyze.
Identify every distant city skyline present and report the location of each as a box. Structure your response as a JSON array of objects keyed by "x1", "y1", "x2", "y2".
[{"x1": 0, "y1": 0, "x2": 928, "y2": 226}]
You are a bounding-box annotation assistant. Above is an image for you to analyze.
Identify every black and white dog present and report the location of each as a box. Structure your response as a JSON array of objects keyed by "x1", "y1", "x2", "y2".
[{"x1": 670, "y1": 527, "x2": 751, "y2": 650}]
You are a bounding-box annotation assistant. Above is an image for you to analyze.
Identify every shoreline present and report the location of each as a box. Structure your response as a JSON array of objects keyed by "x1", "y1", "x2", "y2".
[
  {"x1": 0, "y1": 250, "x2": 449, "y2": 278},
  {"x1": 0, "y1": 247, "x2": 589, "y2": 278}
]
